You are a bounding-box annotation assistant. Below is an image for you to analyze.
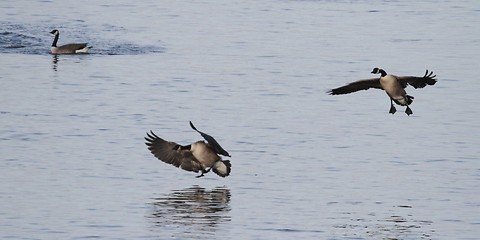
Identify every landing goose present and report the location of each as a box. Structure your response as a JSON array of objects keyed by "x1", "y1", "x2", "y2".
[
  {"x1": 328, "y1": 68, "x2": 437, "y2": 115},
  {"x1": 49, "y1": 29, "x2": 91, "y2": 54},
  {"x1": 145, "y1": 121, "x2": 231, "y2": 178}
]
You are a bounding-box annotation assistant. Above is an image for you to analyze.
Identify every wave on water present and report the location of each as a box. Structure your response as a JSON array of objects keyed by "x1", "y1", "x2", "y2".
[
  {"x1": 92, "y1": 42, "x2": 165, "y2": 56},
  {"x1": 0, "y1": 23, "x2": 45, "y2": 54},
  {"x1": 0, "y1": 22, "x2": 165, "y2": 55}
]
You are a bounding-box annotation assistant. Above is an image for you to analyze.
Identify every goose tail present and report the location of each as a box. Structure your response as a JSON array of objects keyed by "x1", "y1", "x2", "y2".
[
  {"x1": 212, "y1": 160, "x2": 231, "y2": 177},
  {"x1": 75, "y1": 45, "x2": 91, "y2": 53}
]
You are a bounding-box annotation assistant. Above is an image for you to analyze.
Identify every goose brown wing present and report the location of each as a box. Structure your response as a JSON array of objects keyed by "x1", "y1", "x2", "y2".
[
  {"x1": 397, "y1": 70, "x2": 437, "y2": 89},
  {"x1": 328, "y1": 78, "x2": 382, "y2": 95},
  {"x1": 59, "y1": 43, "x2": 88, "y2": 51},
  {"x1": 145, "y1": 131, "x2": 203, "y2": 173}
]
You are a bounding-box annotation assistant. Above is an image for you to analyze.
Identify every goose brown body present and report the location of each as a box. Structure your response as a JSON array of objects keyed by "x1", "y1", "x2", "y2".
[{"x1": 50, "y1": 29, "x2": 90, "y2": 54}]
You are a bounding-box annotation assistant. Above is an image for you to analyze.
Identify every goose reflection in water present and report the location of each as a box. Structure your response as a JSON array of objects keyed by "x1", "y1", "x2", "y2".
[
  {"x1": 148, "y1": 185, "x2": 231, "y2": 238},
  {"x1": 52, "y1": 55, "x2": 59, "y2": 71}
]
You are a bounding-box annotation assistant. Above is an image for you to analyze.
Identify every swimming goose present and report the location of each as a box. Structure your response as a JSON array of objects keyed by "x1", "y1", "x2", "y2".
[
  {"x1": 328, "y1": 68, "x2": 437, "y2": 115},
  {"x1": 145, "y1": 121, "x2": 231, "y2": 178},
  {"x1": 49, "y1": 29, "x2": 91, "y2": 54}
]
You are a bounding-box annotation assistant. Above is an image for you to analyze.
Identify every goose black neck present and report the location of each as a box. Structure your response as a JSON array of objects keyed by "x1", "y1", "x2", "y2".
[
  {"x1": 379, "y1": 69, "x2": 387, "y2": 77},
  {"x1": 51, "y1": 34, "x2": 59, "y2": 47}
]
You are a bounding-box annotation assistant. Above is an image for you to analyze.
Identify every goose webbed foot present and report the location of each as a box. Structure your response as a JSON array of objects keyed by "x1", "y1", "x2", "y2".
[
  {"x1": 389, "y1": 104, "x2": 397, "y2": 114},
  {"x1": 405, "y1": 106, "x2": 413, "y2": 116},
  {"x1": 195, "y1": 168, "x2": 212, "y2": 178}
]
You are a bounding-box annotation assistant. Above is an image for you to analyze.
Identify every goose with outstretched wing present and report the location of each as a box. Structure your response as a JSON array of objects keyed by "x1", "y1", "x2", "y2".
[
  {"x1": 145, "y1": 122, "x2": 231, "y2": 178},
  {"x1": 328, "y1": 68, "x2": 437, "y2": 115}
]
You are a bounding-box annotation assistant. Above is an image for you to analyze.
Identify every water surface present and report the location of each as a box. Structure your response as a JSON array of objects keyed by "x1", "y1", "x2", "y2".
[{"x1": 1, "y1": 1, "x2": 479, "y2": 239}]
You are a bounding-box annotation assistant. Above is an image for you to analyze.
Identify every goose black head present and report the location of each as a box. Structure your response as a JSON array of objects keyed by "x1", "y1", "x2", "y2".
[
  {"x1": 49, "y1": 29, "x2": 59, "y2": 35},
  {"x1": 371, "y1": 68, "x2": 387, "y2": 77}
]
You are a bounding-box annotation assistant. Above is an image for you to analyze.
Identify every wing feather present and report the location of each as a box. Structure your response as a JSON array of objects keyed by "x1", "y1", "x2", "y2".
[
  {"x1": 145, "y1": 131, "x2": 203, "y2": 173},
  {"x1": 189, "y1": 121, "x2": 231, "y2": 157},
  {"x1": 328, "y1": 78, "x2": 383, "y2": 95},
  {"x1": 58, "y1": 43, "x2": 88, "y2": 51},
  {"x1": 396, "y1": 70, "x2": 437, "y2": 89}
]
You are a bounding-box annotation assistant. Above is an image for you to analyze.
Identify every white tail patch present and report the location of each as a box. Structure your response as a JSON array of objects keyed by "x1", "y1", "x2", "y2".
[
  {"x1": 75, "y1": 46, "x2": 91, "y2": 53},
  {"x1": 213, "y1": 160, "x2": 231, "y2": 177},
  {"x1": 393, "y1": 96, "x2": 408, "y2": 106}
]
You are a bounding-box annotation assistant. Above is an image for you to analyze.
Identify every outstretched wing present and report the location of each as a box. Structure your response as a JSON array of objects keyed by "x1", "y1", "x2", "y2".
[
  {"x1": 397, "y1": 70, "x2": 437, "y2": 89},
  {"x1": 328, "y1": 78, "x2": 383, "y2": 95},
  {"x1": 145, "y1": 131, "x2": 204, "y2": 173},
  {"x1": 189, "y1": 121, "x2": 231, "y2": 157}
]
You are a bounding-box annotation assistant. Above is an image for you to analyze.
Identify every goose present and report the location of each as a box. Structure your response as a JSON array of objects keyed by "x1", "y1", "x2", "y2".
[
  {"x1": 328, "y1": 68, "x2": 437, "y2": 115},
  {"x1": 49, "y1": 29, "x2": 91, "y2": 54},
  {"x1": 145, "y1": 121, "x2": 231, "y2": 178}
]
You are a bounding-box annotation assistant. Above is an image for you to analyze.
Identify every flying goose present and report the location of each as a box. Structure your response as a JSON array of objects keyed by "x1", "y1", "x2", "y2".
[
  {"x1": 49, "y1": 29, "x2": 91, "y2": 54},
  {"x1": 145, "y1": 121, "x2": 232, "y2": 178},
  {"x1": 328, "y1": 68, "x2": 437, "y2": 115}
]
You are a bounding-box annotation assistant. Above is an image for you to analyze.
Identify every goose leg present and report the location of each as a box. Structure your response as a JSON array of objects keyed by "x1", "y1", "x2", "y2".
[
  {"x1": 196, "y1": 172, "x2": 205, "y2": 178},
  {"x1": 389, "y1": 99, "x2": 397, "y2": 114},
  {"x1": 405, "y1": 105, "x2": 413, "y2": 116}
]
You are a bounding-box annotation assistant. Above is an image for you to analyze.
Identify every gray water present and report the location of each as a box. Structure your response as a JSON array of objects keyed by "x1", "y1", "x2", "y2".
[{"x1": 1, "y1": 1, "x2": 479, "y2": 239}]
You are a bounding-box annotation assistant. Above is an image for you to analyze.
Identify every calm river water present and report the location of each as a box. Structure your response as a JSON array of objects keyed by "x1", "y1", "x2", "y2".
[{"x1": 1, "y1": 1, "x2": 479, "y2": 239}]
